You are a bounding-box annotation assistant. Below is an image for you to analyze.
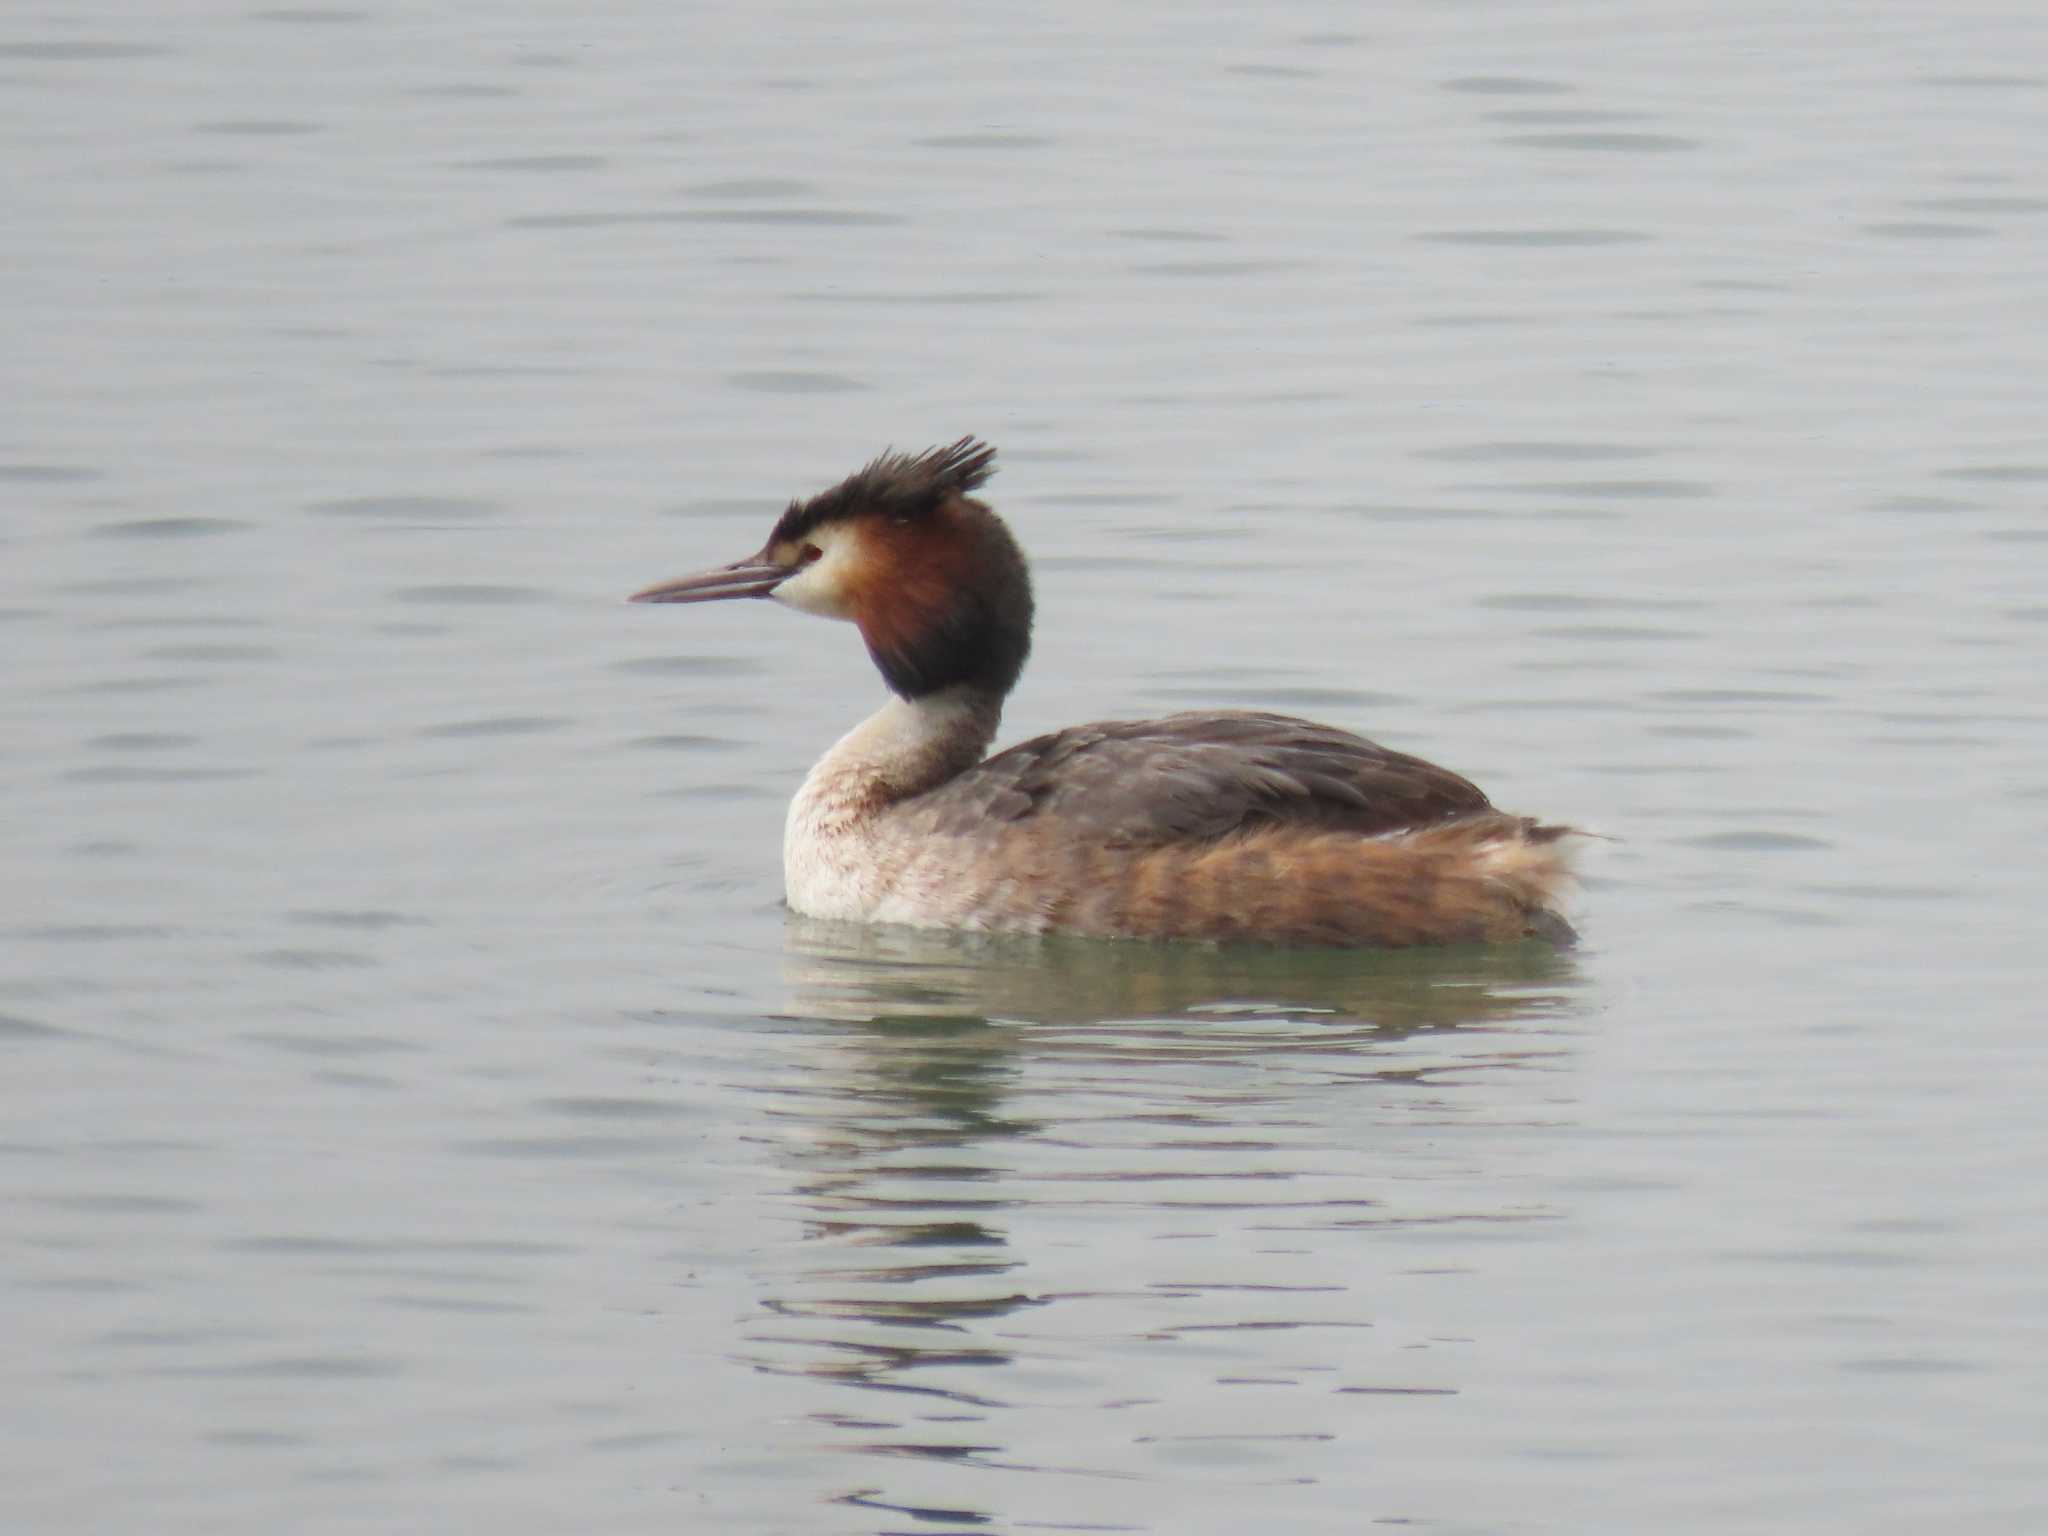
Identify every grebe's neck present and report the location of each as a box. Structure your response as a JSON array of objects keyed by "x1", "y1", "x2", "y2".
[{"x1": 796, "y1": 684, "x2": 1003, "y2": 823}]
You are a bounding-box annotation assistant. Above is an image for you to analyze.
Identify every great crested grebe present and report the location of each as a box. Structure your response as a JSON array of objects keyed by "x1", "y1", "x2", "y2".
[{"x1": 631, "y1": 438, "x2": 1578, "y2": 947}]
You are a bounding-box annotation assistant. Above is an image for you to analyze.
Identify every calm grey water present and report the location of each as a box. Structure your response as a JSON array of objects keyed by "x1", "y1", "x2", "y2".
[{"x1": 7, "y1": 3, "x2": 2047, "y2": 1532}]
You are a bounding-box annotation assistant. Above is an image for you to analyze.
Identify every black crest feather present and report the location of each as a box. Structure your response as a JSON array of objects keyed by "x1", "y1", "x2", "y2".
[{"x1": 772, "y1": 437, "x2": 997, "y2": 544}]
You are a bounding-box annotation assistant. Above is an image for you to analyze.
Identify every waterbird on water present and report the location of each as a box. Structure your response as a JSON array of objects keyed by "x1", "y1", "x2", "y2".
[{"x1": 631, "y1": 438, "x2": 1578, "y2": 946}]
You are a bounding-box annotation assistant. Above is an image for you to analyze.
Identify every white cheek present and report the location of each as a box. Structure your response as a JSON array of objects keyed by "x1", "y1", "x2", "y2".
[{"x1": 770, "y1": 547, "x2": 857, "y2": 620}]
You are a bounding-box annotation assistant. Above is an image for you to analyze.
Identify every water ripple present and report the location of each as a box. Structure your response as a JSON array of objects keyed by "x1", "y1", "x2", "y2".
[
  {"x1": 91, "y1": 517, "x2": 247, "y2": 539},
  {"x1": 310, "y1": 495, "x2": 500, "y2": 521},
  {"x1": 510, "y1": 209, "x2": 901, "y2": 229},
  {"x1": 1440, "y1": 76, "x2": 1572, "y2": 96},
  {"x1": 1417, "y1": 228, "x2": 1651, "y2": 246},
  {"x1": 1502, "y1": 132, "x2": 1700, "y2": 152},
  {"x1": 0, "y1": 40, "x2": 171, "y2": 60},
  {"x1": 726, "y1": 370, "x2": 871, "y2": 394}
]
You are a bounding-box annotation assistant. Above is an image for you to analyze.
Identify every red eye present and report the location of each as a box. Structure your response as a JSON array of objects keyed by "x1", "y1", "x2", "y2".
[{"x1": 799, "y1": 543, "x2": 823, "y2": 565}]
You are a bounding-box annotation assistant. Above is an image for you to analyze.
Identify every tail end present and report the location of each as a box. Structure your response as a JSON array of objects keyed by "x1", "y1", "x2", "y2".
[{"x1": 1474, "y1": 819, "x2": 1582, "y2": 944}]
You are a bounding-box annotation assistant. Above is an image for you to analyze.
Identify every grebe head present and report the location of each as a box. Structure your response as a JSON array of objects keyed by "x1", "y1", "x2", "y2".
[{"x1": 631, "y1": 437, "x2": 1033, "y2": 700}]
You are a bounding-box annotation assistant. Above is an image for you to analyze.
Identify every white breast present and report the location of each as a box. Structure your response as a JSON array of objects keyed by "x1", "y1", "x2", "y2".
[
  {"x1": 783, "y1": 781, "x2": 880, "y2": 920},
  {"x1": 781, "y1": 689, "x2": 999, "y2": 923}
]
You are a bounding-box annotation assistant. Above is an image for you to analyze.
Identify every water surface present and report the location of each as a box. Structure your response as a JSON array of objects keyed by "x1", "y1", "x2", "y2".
[{"x1": 7, "y1": 2, "x2": 2047, "y2": 1532}]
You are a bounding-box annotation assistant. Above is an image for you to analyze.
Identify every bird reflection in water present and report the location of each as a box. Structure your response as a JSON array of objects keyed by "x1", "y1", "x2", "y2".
[
  {"x1": 781, "y1": 914, "x2": 1582, "y2": 1032},
  {"x1": 734, "y1": 921, "x2": 1586, "y2": 1522}
]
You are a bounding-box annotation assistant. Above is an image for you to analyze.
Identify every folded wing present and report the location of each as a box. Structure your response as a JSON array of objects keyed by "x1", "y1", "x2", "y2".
[{"x1": 909, "y1": 710, "x2": 1497, "y2": 844}]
